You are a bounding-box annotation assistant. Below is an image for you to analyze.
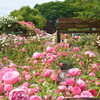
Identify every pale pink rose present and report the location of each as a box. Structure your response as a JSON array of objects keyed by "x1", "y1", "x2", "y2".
[
  {"x1": 9, "y1": 63, "x2": 16, "y2": 67},
  {"x1": 73, "y1": 47, "x2": 80, "y2": 52},
  {"x1": 32, "y1": 52, "x2": 44, "y2": 59},
  {"x1": 58, "y1": 86, "x2": 67, "y2": 91},
  {"x1": 57, "y1": 96, "x2": 64, "y2": 100},
  {"x1": 3, "y1": 71, "x2": 20, "y2": 84},
  {"x1": 81, "y1": 91, "x2": 93, "y2": 97},
  {"x1": 25, "y1": 75, "x2": 31, "y2": 80},
  {"x1": 96, "y1": 82, "x2": 100, "y2": 86},
  {"x1": 88, "y1": 89, "x2": 97, "y2": 96},
  {"x1": 33, "y1": 60, "x2": 38, "y2": 64},
  {"x1": 18, "y1": 85, "x2": 28, "y2": 92},
  {"x1": 74, "y1": 36, "x2": 79, "y2": 39},
  {"x1": 84, "y1": 51, "x2": 91, "y2": 55},
  {"x1": 68, "y1": 86, "x2": 73, "y2": 91},
  {"x1": 28, "y1": 89, "x2": 34, "y2": 95},
  {"x1": 72, "y1": 86, "x2": 81, "y2": 95},
  {"x1": 21, "y1": 48, "x2": 27, "y2": 52},
  {"x1": 29, "y1": 95, "x2": 42, "y2": 100},
  {"x1": 23, "y1": 82, "x2": 30, "y2": 87},
  {"x1": 76, "y1": 79, "x2": 86, "y2": 90},
  {"x1": 0, "y1": 83, "x2": 3, "y2": 94},
  {"x1": 4, "y1": 84, "x2": 13, "y2": 92},
  {"x1": 3, "y1": 57, "x2": 8, "y2": 60},
  {"x1": 9, "y1": 88, "x2": 29, "y2": 100},
  {"x1": 46, "y1": 47, "x2": 55, "y2": 53},
  {"x1": 32, "y1": 87, "x2": 40, "y2": 94},
  {"x1": 68, "y1": 68, "x2": 81, "y2": 76},
  {"x1": 89, "y1": 72, "x2": 96, "y2": 77},
  {"x1": 89, "y1": 52, "x2": 95, "y2": 57},
  {"x1": 66, "y1": 78, "x2": 75, "y2": 86}
]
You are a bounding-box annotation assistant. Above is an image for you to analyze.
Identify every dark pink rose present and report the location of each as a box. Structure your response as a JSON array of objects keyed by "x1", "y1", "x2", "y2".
[
  {"x1": 9, "y1": 88, "x2": 29, "y2": 100},
  {"x1": 88, "y1": 89, "x2": 97, "y2": 96},
  {"x1": 66, "y1": 78, "x2": 75, "y2": 86},
  {"x1": 72, "y1": 86, "x2": 81, "y2": 95}
]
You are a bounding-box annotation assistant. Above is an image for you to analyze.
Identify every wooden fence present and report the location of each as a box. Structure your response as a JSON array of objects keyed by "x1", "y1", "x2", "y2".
[{"x1": 57, "y1": 18, "x2": 100, "y2": 42}]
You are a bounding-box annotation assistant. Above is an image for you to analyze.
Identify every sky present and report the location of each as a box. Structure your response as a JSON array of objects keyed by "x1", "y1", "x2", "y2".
[{"x1": 0, "y1": 0, "x2": 64, "y2": 17}]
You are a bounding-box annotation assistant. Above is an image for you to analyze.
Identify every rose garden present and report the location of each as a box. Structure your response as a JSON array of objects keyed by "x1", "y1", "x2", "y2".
[{"x1": 0, "y1": 28, "x2": 100, "y2": 100}]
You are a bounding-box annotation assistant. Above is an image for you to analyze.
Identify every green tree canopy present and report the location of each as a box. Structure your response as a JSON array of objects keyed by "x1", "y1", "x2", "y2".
[
  {"x1": 10, "y1": 6, "x2": 46, "y2": 29},
  {"x1": 71, "y1": 0, "x2": 100, "y2": 20},
  {"x1": 34, "y1": 1, "x2": 78, "y2": 27}
]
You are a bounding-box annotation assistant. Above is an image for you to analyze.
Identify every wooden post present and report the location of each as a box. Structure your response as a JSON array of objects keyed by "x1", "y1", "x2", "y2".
[{"x1": 57, "y1": 31, "x2": 60, "y2": 43}]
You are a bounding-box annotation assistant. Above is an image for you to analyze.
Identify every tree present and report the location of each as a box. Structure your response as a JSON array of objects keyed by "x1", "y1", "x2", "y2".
[
  {"x1": 10, "y1": 6, "x2": 46, "y2": 29},
  {"x1": 35, "y1": 1, "x2": 78, "y2": 27},
  {"x1": 71, "y1": 0, "x2": 100, "y2": 20}
]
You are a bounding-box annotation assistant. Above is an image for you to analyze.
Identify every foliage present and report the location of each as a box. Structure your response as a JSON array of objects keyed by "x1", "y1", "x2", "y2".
[
  {"x1": 10, "y1": 6, "x2": 46, "y2": 29},
  {"x1": 71, "y1": 0, "x2": 100, "y2": 20},
  {"x1": 35, "y1": 1, "x2": 78, "y2": 27},
  {"x1": 0, "y1": 16, "x2": 16, "y2": 34}
]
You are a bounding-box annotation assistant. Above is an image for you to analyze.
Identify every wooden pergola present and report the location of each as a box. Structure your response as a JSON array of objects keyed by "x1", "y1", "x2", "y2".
[{"x1": 57, "y1": 18, "x2": 100, "y2": 42}]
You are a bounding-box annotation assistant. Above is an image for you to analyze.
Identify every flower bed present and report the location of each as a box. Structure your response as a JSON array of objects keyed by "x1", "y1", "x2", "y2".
[{"x1": 0, "y1": 33, "x2": 100, "y2": 100}]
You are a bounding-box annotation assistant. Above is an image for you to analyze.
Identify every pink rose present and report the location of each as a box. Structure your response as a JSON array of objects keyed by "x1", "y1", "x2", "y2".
[
  {"x1": 25, "y1": 75, "x2": 31, "y2": 80},
  {"x1": 76, "y1": 79, "x2": 86, "y2": 90},
  {"x1": 89, "y1": 72, "x2": 96, "y2": 77},
  {"x1": 64, "y1": 44, "x2": 69, "y2": 48},
  {"x1": 66, "y1": 78, "x2": 75, "y2": 86},
  {"x1": 32, "y1": 52, "x2": 44, "y2": 59},
  {"x1": 46, "y1": 47, "x2": 55, "y2": 52},
  {"x1": 9, "y1": 63, "x2": 16, "y2": 68},
  {"x1": 80, "y1": 91, "x2": 93, "y2": 98},
  {"x1": 84, "y1": 51, "x2": 91, "y2": 55},
  {"x1": 0, "y1": 83, "x2": 3, "y2": 94},
  {"x1": 9, "y1": 88, "x2": 29, "y2": 100},
  {"x1": 58, "y1": 86, "x2": 67, "y2": 91},
  {"x1": 57, "y1": 96, "x2": 64, "y2": 100},
  {"x1": 84, "y1": 51, "x2": 95, "y2": 57},
  {"x1": 73, "y1": 47, "x2": 80, "y2": 52},
  {"x1": 74, "y1": 36, "x2": 79, "y2": 39},
  {"x1": 68, "y1": 68, "x2": 81, "y2": 76},
  {"x1": 4, "y1": 84, "x2": 13, "y2": 92},
  {"x1": 72, "y1": 86, "x2": 81, "y2": 95},
  {"x1": 89, "y1": 52, "x2": 95, "y2": 57},
  {"x1": 29, "y1": 95, "x2": 42, "y2": 100},
  {"x1": 3, "y1": 71, "x2": 20, "y2": 84},
  {"x1": 46, "y1": 57, "x2": 54, "y2": 63}
]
